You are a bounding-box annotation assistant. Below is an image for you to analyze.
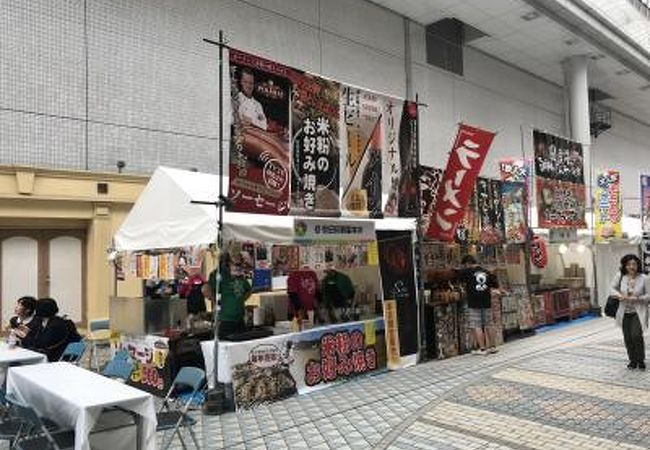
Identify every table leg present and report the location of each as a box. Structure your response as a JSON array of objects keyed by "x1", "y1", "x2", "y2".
[{"x1": 135, "y1": 414, "x2": 142, "y2": 450}]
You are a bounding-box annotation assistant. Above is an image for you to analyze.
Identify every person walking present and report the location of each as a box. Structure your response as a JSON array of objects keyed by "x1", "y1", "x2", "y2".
[{"x1": 610, "y1": 254, "x2": 649, "y2": 370}]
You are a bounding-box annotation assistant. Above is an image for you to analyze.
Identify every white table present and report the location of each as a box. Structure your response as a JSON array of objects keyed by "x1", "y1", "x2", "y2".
[
  {"x1": 7, "y1": 362, "x2": 157, "y2": 450},
  {"x1": 0, "y1": 343, "x2": 47, "y2": 365},
  {"x1": 0, "y1": 343, "x2": 47, "y2": 385}
]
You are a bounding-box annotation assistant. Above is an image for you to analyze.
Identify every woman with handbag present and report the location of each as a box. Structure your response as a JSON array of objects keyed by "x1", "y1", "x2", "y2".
[{"x1": 610, "y1": 254, "x2": 649, "y2": 370}]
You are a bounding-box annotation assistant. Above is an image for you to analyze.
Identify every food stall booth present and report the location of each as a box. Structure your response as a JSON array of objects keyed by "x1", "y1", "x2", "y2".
[{"x1": 112, "y1": 167, "x2": 418, "y2": 409}]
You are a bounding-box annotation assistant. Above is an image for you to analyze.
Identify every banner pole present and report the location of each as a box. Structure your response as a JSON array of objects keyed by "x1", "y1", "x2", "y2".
[
  {"x1": 414, "y1": 93, "x2": 426, "y2": 362},
  {"x1": 203, "y1": 30, "x2": 228, "y2": 408}
]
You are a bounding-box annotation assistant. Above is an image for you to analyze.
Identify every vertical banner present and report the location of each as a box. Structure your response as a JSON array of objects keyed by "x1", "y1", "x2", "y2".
[
  {"x1": 427, "y1": 124, "x2": 496, "y2": 241},
  {"x1": 398, "y1": 101, "x2": 419, "y2": 217},
  {"x1": 477, "y1": 178, "x2": 505, "y2": 244},
  {"x1": 228, "y1": 49, "x2": 293, "y2": 215},
  {"x1": 641, "y1": 175, "x2": 650, "y2": 232},
  {"x1": 533, "y1": 129, "x2": 586, "y2": 228},
  {"x1": 382, "y1": 99, "x2": 401, "y2": 217},
  {"x1": 376, "y1": 230, "x2": 418, "y2": 362},
  {"x1": 340, "y1": 87, "x2": 383, "y2": 218},
  {"x1": 419, "y1": 165, "x2": 443, "y2": 236},
  {"x1": 501, "y1": 182, "x2": 527, "y2": 243},
  {"x1": 594, "y1": 170, "x2": 622, "y2": 242},
  {"x1": 384, "y1": 101, "x2": 418, "y2": 217},
  {"x1": 382, "y1": 300, "x2": 401, "y2": 369},
  {"x1": 291, "y1": 74, "x2": 341, "y2": 217}
]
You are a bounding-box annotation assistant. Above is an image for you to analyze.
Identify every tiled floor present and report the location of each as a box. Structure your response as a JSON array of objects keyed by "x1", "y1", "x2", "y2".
[
  {"x1": 5, "y1": 318, "x2": 647, "y2": 449},
  {"x1": 164, "y1": 317, "x2": 648, "y2": 450}
]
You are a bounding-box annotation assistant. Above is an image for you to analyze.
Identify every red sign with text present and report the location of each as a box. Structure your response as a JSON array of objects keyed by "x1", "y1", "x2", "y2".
[{"x1": 427, "y1": 124, "x2": 496, "y2": 241}]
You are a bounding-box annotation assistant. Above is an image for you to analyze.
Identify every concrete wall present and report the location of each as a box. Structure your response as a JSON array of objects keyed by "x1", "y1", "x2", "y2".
[{"x1": 1, "y1": 0, "x2": 649, "y2": 198}]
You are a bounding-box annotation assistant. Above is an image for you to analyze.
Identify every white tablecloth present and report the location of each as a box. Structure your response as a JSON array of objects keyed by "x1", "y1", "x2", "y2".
[
  {"x1": 0, "y1": 343, "x2": 47, "y2": 386},
  {"x1": 0, "y1": 343, "x2": 47, "y2": 365},
  {"x1": 7, "y1": 362, "x2": 157, "y2": 450}
]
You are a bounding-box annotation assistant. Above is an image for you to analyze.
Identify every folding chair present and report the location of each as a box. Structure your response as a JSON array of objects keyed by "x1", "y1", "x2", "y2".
[
  {"x1": 102, "y1": 358, "x2": 134, "y2": 382},
  {"x1": 59, "y1": 342, "x2": 86, "y2": 364},
  {"x1": 113, "y1": 349, "x2": 130, "y2": 361},
  {"x1": 157, "y1": 367, "x2": 205, "y2": 450},
  {"x1": 0, "y1": 389, "x2": 22, "y2": 446},
  {"x1": 8, "y1": 398, "x2": 75, "y2": 450},
  {"x1": 86, "y1": 319, "x2": 111, "y2": 371}
]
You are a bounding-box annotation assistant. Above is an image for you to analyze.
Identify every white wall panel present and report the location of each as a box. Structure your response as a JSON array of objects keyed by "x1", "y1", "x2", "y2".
[
  {"x1": 1, "y1": 237, "x2": 38, "y2": 326},
  {"x1": 320, "y1": 0, "x2": 405, "y2": 57},
  {"x1": 321, "y1": 32, "x2": 405, "y2": 98},
  {"x1": 49, "y1": 237, "x2": 83, "y2": 322}
]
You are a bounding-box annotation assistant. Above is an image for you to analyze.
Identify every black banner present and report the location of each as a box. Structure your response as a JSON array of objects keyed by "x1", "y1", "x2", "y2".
[
  {"x1": 533, "y1": 129, "x2": 584, "y2": 184},
  {"x1": 377, "y1": 230, "x2": 418, "y2": 357}
]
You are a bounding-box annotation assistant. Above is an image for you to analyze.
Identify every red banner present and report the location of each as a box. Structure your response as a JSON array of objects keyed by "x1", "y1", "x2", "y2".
[
  {"x1": 536, "y1": 178, "x2": 587, "y2": 228},
  {"x1": 426, "y1": 124, "x2": 496, "y2": 241}
]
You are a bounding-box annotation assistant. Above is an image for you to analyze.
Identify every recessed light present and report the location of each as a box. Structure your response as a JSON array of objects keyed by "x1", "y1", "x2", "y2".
[
  {"x1": 616, "y1": 68, "x2": 631, "y2": 75},
  {"x1": 590, "y1": 54, "x2": 606, "y2": 60},
  {"x1": 521, "y1": 11, "x2": 541, "y2": 21}
]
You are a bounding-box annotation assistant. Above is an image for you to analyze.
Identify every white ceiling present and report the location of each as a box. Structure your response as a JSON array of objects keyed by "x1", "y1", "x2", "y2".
[{"x1": 369, "y1": 0, "x2": 650, "y2": 122}]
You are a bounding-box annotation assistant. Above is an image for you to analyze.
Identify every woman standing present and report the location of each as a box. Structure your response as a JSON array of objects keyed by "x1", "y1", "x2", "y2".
[{"x1": 610, "y1": 255, "x2": 649, "y2": 370}]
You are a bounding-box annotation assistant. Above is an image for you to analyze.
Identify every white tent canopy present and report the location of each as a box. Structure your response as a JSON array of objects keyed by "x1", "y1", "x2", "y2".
[
  {"x1": 114, "y1": 167, "x2": 294, "y2": 251},
  {"x1": 114, "y1": 166, "x2": 417, "y2": 252}
]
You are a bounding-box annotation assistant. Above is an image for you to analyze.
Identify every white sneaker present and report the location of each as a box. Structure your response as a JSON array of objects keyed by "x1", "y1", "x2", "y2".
[
  {"x1": 487, "y1": 347, "x2": 499, "y2": 354},
  {"x1": 472, "y1": 349, "x2": 487, "y2": 355}
]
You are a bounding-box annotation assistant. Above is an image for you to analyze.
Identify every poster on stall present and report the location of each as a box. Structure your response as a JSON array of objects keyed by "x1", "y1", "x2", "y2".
[
  {"x1": 228, "y1": 49, "x2": 293, "y2": 215},
  {"x1": 383, "y1": 101, "x2": 418, "y2": 218},
  {"x1": 536, "y1": 178, "x2": 587, "y2": 228},
  {"x1": 228, "y1": 318, "x2": 386, "y2": 409},
  {"x1": 340, "y1": 87, "x2": 383, "y2": 218},
  {"x1": 533, "y1": 130, "x2": 584, "y2": 184},
  {"x1": 419, "y1": 165, "x2": 443, "y2": 235},
  {"x1": 641, "y1": 175, "x2": 650, "y2": 232},
  {"x1": 119, "y1": 335, "x2": 172, "y2": 396},
  {"x1": 477, "y1": 178, "x2": 505, "y2": 244},
  {"x1": 641, "y1": 233, "x2": 650, "y2": 273},
  {"x1": 291, "y1": 73, "x2": 341, "y2": 217},
  {"x1": 499, "y1": 158, "x2": 530, "y2": 183},
  {"x1": 501, "y1": 181, "x2": 527, "y2": 243},
  {"x1": 377, "y1": 230, "x2": 418, "y2": 364},
  {"x1": 594, "y1": 170, "x2": 622, "y2": 242},
  {"x1": 293, "y1": 218, "x2": 376, "y2": 242},
  {"x1": 427, "y1": 124, "x2": 496, "y2": 241}
]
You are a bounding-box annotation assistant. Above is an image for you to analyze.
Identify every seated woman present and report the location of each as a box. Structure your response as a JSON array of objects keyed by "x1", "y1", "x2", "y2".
[
  {"x1": 8, "y1": 296, "x2": 41, "y2": 348},
  {"x1": 30, "y1": 298, "x2": 81, "y2": 362}
]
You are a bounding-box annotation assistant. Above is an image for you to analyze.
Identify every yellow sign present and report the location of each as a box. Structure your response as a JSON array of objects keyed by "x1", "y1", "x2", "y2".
[
  {"x1": 383, "y1": 299, "x2": 401, "y2": 369},
  {"x1": 364, "y1": 320, "x2": 376, "y2": 346},
  {"x1": 367, "y1": 241, "x2": 379, "y2": 266}
]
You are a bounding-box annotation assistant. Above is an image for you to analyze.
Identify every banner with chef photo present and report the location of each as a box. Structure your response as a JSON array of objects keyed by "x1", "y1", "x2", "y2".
[
  {"x1": 426, "y1": 124, "x2": 496, "y2": 241},
  {"x1": 228, "y1": 49, "x2": 293, "y2": 215},
  {"x1": 340, "y1": 87, "x2": 383, "y2": 218},
  {"x1": 291, "y1": 73, "x2": 341, "y2": 217}
]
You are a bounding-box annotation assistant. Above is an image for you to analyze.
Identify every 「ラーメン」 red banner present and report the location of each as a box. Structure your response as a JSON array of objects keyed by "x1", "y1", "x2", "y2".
[{"x1": 426, "y1": 124, "x2": 496, "y2": 241}]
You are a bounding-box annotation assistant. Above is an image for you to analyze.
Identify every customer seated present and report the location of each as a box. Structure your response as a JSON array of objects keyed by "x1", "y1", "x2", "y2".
[
  {"x1": 30, "y1": 298, "x2": 81, "y2": 362},
  {"x1": 8, "y1": 296, "x2": 41, "y2": 348}
]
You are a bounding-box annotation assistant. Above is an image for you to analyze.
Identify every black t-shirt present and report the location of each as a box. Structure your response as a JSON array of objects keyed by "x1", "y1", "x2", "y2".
[{"x1": 457, "y1": 266, "x2": 498, "y2": 309}]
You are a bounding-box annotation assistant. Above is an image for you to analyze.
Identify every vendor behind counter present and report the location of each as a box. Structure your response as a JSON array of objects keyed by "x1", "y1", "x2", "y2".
[{"x1": 209, "y1": 254, "x2": 252, "y2": 340}]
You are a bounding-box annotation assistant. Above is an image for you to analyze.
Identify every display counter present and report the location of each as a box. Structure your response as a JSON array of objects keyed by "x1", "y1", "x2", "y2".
[
  {"x1": 110, "y1": 296, "x2": 188, "y2": 335},
  {"x1": 201, "y1": 317, "x2": 387, "y2": 409}
]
